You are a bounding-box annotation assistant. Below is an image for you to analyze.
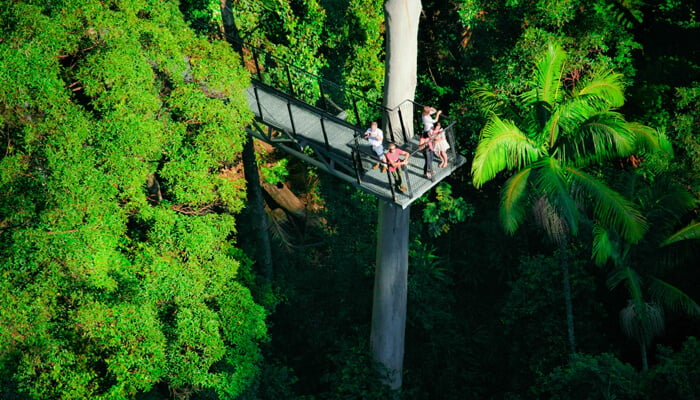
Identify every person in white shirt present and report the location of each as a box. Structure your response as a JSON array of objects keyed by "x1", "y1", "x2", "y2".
[
  {"x1": 363, "y1": 121, "x2": 387, "y2": 173},
  {"x1": 421, "y1": 106, "x2": 442, "y2": 133}
]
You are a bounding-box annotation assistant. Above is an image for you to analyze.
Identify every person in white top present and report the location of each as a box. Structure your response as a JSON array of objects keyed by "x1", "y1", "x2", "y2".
[
  {"x1": 421, "y1": 106, "x2": 442, "y2": 133},
  {"x1": 363, "y1": 121, "x2": 387, "y2": 173}
]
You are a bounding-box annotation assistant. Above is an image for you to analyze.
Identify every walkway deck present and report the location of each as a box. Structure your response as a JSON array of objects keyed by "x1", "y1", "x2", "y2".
[{"x1": 245, "y1": 82, "x2": 466, "y2": 208}]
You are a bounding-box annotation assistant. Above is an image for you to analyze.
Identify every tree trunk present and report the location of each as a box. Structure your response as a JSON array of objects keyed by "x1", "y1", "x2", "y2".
[
  {"x1": 220, "y1": 0, "x2": 273, "y2": 280},
  {"x1": 641, "y1": 342, "x2": 648, "y2": 371},
  {"x1": 241, "y1": 138, "x2": 274, "y2": 280},
  {"x1": 382, "y1": 0, "x2": 422, "y2": 145},
  {"x1": 368, "y1": 1, "x2": 422, "y2": 391},
  {"x1": 370, "y1": 202, "x2": 410, "y2": 390},
  {"x1": 559, "y1": 239, "x2": 576, "y2": 354}
]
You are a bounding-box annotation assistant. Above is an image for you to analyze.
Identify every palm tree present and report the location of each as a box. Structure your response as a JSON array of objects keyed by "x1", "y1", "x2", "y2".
[
  {"x1": 593, "y1": 177, "x2": 700, "y2": 370},
  {"x1": 471, "y1": 43, "x2": 658, "y2": 354}
]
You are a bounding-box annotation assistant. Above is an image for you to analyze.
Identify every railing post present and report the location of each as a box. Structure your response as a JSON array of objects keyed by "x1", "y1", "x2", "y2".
[
  {"x1": 352, "y1": 97, "x2": 361, "y2": 127},
  {"x1": 285, "y1": 64, "x2": 295, "y2": 97},
  {"x1": 318, "y1": 78, "x2": 326, "y2": 112},
  {"x1": 352, "y1": 135, "x2": 364, "y2": 184},
  {"x1": 287, "y1": 101, "x2": 296, "y2": 135},
  {"x1": 253, "y1": 87, "x2": 263, "y2": 120},
  {"x1": 252, "y1": 48, "x2": 263, "y2": 82},
  {"x1": 386, "y1": 111, "x2": 395, "y2": 143},
  {"x1": 397, "y1": 108, "x2": 408, "y2": 144},
  {"x1": 446, "y1": 123, "x2": 457, "y2": 168},
  {"x1": 320, "y1": 118, "x2": 330, "y2": 151}
]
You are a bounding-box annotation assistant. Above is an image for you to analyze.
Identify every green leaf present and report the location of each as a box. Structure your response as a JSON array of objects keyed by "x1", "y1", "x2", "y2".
[
  {"x1": 567, "y1": 167, "x2": 647, "y2": 243},
  {"x1": 471, "y1": 115, "x2": 540, "y2": 187},
  {"x1": 522, "y1": 42, "x2": 566, "y2": 106},
  {"x1": 575, "y1": 68, "x2": 626, "y2": 108},
  {"x1": 500, "y1": 167, "x2": 532, "y2": 234},
  {"x1": 660, "y1": 221, "x2": 700, "y2": 247},
  {"x1": 649, "y1": 277, "x2": 700, "y2": 318}
]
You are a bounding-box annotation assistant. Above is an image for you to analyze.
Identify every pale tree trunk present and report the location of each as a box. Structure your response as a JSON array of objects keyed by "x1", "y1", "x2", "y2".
[
  {"x1": 220, "y1": 0, "x2": 274, "y2": 280},
  {"x1": 382, "y1": 0, "x2": 422, "y2": 145},
  {"x1": 370, "y1": 203, "x2": 410, "y2": 390},
  {"x1": 370, "y1": 1, "x2": 422, "y2": 391}
]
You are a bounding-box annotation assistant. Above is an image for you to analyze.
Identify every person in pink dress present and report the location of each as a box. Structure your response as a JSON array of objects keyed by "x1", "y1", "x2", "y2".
[{"x1": 431, "y1": 122, "x2": 450, "y2": 168}]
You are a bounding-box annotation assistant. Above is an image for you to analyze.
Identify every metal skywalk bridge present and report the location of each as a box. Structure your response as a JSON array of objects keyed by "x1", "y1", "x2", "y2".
[{"x1": 240, "y1": 42, "x2": 467, "y2": 208}]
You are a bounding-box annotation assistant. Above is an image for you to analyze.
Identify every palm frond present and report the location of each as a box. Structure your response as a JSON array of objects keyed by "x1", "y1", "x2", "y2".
[
  {"x1": 660, "y1": 221, "x2": 700, "y2": 247},
  {"x1": 533, "y1": 158, "x2": 579, "y2": 237},
  {"x1": 543, "y1": 96, "x2": 597, "y2": 151},
  {"x1": 560, "y1": 112, "x2": 636, "y2": 166},
  {"x1": 522, "y1": 43, "x2": 566, "y2": 107},
  {"x1": 469, "y1": 82, "x2": 515, "y2": 117},
  {"x1": 500, "y1": 168, "x2": 532, "y2": 234},
  {"x1": 649, "y1": 277, "x2": 700, "y2": 318},
  {"x1": 567, "y1": 167, "x2": 647, "y2": 243},
  {"x1": 471, "y1": 115, "x2": 540, "y2": 188},
  {"x1": 608, "y1": 266, "x2": 643, "y2": 298},
  {"x1": 575, "y1": 68, "x2": 626, "y2": 108},
  {"x1": 627, "y1": 122, "x2": 662, "y2": 153},
  {"x1": 592, "y1": 224, "x2": 616, "y2": 266}
]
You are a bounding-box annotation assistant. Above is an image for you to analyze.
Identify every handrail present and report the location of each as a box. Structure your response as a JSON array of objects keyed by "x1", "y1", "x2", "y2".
[
  {"x1": 233, "y1": 38, "x2": 450, "y2": 141},
  {"x1": 234, "y1": 38, "x2": 387, "y2": 126},
  {"x1": 232, "y1": 36, "x2": 462, "y2": 204}
]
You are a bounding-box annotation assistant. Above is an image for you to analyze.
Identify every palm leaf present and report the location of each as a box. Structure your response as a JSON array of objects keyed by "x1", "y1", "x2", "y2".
[
  {"x1": 543, "y1": 96, "x2": 596, "y2": 152},
  {"x1": 471, "y1": 115, "x2": 540, "y2": 188},
  {"x1": 469, "y1": 82, "x2": 515, "y2": 118},
  {"x1": 607, "y1": 266, "x2": 643, "y2": 296},
  {"x1": 649, "y1": 277, "x2": 700, "y2": 318},
  {"x1": 567, "y1": 167, "x2": 647, "y2": 243},
  {"x1": 575, "y1": 68, "x2": 626, "y2": 108},
  {"x1": 561, "y1": 112, "x2": 636, "y2": 166},
  {"x1": 627, "y1": 122, "x2": 661, "y2": 153},
  {"x1": 660, "y1": 221, "x2": 700, "y2": 247},
  {"x1": 522, "y1": 43, "x2": 566, "y2": 106},
  {"x1": 592, "y1": 224, "x2": 616, "y2": 266},
  {"x1": 500, "y1": 168, "x2": 532, "y2": 234}
]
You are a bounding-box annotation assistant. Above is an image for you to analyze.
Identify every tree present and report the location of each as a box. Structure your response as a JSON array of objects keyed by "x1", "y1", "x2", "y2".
[
  {"x1": 471, "y1": 42, "x2": 657, "y2": 354},
  {"x1": 593, "y1": 175, "x2": 700, "y2": 370},
  {"x1": 0, "y1": 1, "x2": 266, "y2": 398},
  {"x1": 369, "y1": 0, "x2": 422, "y2": 391}
]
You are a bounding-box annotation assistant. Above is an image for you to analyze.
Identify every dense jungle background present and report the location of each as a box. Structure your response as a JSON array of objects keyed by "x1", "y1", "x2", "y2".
[{"x1": 0, "y1": 0, "x2": 698, "y2": 399}]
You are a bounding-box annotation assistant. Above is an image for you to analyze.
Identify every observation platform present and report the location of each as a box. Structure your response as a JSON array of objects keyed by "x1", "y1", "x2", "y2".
[
  {"x1": 245, "y1": 83, "x2": 466, "y2": 208},
  {"x1": 239, "y1": 41, "x2": 466, "y2": 208}
]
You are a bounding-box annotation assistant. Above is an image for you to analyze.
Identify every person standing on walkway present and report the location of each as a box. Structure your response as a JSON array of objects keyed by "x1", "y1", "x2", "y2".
[
  {"x1": 385, "y1": 143, "x2": 410, "y2": 193},
  {"x1": 432, "y1": 122, "x2": 450, "y2": 168},
  {"x1": 419, "y1": 129, "x2": 435, "y2": 178},
  {"x1": 364, "y1": 121, "x2": 387, "y2": 173},
  {"x1": 421, "y1": 106, "x2": 442, "y2": 134}
]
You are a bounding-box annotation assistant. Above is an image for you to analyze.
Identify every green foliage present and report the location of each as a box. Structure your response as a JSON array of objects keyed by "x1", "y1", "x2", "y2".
[
  {"x1": 321, "y1": 341, "x2": 395, "y2": 400},
  {"x1": 645, "y1": 337, "x2": 700, "y2": 399},
  {"x1": 319, "y1": 0, "x2": 385, "y2": 121},
  {"x1": 471, "y1": 43, "x2": 655, "y2": 245},
  {"x1": 420, "y1": 183, "x2": 474, "y2": 237},
  {"x1": 0, "y1": 0, "x2": 265, "y2": 398},
  {"x1": 534, "y1": 353, "x2": 641, "y2": 400},
  {"x1": 259, "y1": 158, "x2": 290, "y2": 186}
]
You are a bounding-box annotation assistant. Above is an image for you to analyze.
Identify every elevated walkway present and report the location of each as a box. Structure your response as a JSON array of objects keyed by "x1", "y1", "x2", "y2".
[{"x1": 240, "y1": 42, "x2": 466, "y2": 208}]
